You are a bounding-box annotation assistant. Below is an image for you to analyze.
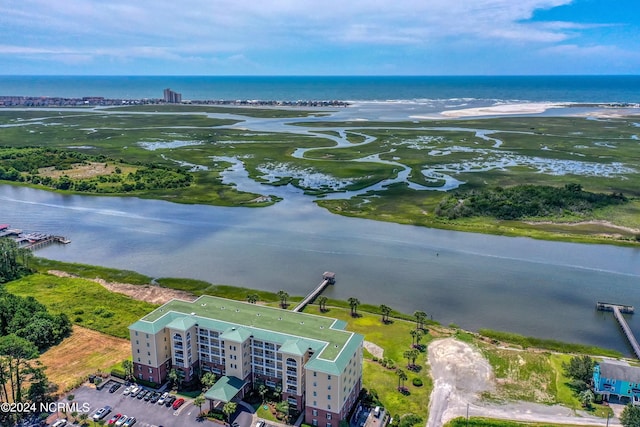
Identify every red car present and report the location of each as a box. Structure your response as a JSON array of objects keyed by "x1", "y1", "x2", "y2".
[
  {"x1": 172, "y1": 398, "x2": 185, "y2": 409},
  {"x1": 108, "y1": 414, "x2": 123, "y2": 425}
]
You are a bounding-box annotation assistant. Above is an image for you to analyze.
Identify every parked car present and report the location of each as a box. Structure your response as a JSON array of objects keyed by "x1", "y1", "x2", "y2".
[
  {"x1": 109, "y1": 383, "x2": 121, "y2": 393},
  {"x1": 123, "y1": 416, "x2": 137, "y2": 427},
  {"x1": 172, "y1": 398, "x2": 185, "y2": 409},
  {"x1": 164, "y1": 395, "x2": 176, "y2": 407},
  {"x1": 157, "y1": 391, "x2": 169, "y2": 405},
  {"x1": 143, "y1": 390, "x2": 153, "y2": 401},
  {"x1": 51, "y1": 420, "x2": 67, "y2": 427},
  {"x1": 128, "y1": 386, "x2": 139, "y2": 396},
  {"x1": 136, "y1": 389, "x2": 147, "y2": 399},
  {"x1": 107, "y1": 414, "x2": 123, "y2": 425},
  {"x1": 92, "y1": 405, "x2": 112, "y2": 421},
  {"x1": 150, "y1": 391, "x2": 161, "y2": 403},
  {"x1": 115, "y1": 415, "x2": 128, "y2": 427},
  {"x1": 256, "y1": 420, "x2": 265, "y2": 427}
]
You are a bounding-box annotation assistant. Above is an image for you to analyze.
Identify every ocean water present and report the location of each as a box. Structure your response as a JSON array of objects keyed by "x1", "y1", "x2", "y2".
[{"x1": 1, "y1": 75, "x2": 640, "y2": 103}]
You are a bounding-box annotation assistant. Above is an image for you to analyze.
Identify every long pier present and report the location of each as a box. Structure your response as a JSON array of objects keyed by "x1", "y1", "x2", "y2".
[
  {"x1": 24, "y1": 235, "x2": 71, "y2": 250},
  {"x1": 293, "y1": 272, "x2": 336, "y2": 312},
  {"x1": 597, "y1": 302, "x2": 640, "y2": 359}
]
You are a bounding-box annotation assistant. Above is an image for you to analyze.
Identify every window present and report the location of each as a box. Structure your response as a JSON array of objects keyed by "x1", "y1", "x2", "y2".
[
  {"x1": 327, "y1": 414, "x2": 332, "y2": 420},
  {"x1": 312, "y1": 410, "x2": 318, "y2": 416},
  {"x1": 328, "y1": 404, "x2": 331, "y2": 410},
  {"x1": 327, "y1": 375, "x2": 331, "y2": 380},
  {"x1": 313, "y1": 382, "x2": 317, "y2": 387},
  {"x1": 137, "y1": 349, "x2": 140, "y2": 354},
  {"x1": 148, "y1": 368, "x2": 153, "y2": 373},
  {"x1": 328, "y1": 385, "x2": 331, "y2": 390},
  {"x1": 313, "y1": 371, "x2": 317, "y2": 377},
  {"x1": 327, "y1": 394, "x2": 331, "y2": 400},
  {"x1": 313, "y1": 391, "x2": 317, "y2": 397},
  {"x1": 146, "y1": 334, "x2": 149, "y2": 338},
  {"x1": 147, "y1": 342, "x2": 150, "y2": 347},
  {"x1": 147, "y1": 351, "x2": 150, "y2": 356},
  {"x1": 135, "y1": 331, "x2": 138, "y2": 336},
  {"x1": 136, "y1": 340, "x2": 139, "y2": 345},
  {"x1": 312, "y1": 420, "x2": 318, "y2": 426},
  {"x1": 327, "y1": 423, "x2": 332, "y2": 427}
]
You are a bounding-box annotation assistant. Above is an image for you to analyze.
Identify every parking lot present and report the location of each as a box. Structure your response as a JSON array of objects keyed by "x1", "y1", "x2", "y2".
[{"x1": 64, "y1": 384, "x2": 209, "y2": 427}]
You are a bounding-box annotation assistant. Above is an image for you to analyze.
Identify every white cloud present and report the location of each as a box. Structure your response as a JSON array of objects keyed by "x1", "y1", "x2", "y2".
[{"x1": 0, "y1": 0, "x2": 628, "y2": 68}]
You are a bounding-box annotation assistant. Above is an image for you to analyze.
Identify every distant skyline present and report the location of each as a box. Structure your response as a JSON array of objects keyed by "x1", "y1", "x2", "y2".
[{"x1": 1, "y1": 0, "x2": 639, "y2": 76}]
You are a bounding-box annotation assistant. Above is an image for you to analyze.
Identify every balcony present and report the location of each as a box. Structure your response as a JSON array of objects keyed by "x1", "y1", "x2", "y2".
[
  {"x1": 286, "y1": 380, "x2": 297, "y2": 386},
  {"x1": 174, "y1": 344, "x2": 184, "y2": 350},
  {"x1": 286, "y1": 368, "x2": 297, "y2": 375},
  {"x1": 286, "y1": 360, "x2": 297, "y2": 367}
]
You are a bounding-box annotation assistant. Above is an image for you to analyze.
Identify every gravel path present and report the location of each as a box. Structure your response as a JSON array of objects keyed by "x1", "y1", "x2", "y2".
[{"x1": 427, "y1": 338, "x2": 622, "y2": 427}]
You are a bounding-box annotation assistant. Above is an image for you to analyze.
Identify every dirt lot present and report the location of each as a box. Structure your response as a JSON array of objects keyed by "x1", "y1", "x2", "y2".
[
  {"x1": 48, "y1": 270, "x2": 196, "y2": 304},
  {"x1": 37, "y1": 162, "x2": 136, "y2": 179},
  {"x1": 427, "y1": 338, "x2": 621, "y2": 427},
  {"x1": 40, "y1": 325, "x2": 131, "y2": 394}
]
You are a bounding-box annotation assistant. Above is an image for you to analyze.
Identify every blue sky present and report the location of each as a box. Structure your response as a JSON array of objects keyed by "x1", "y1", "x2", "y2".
[{"x1": 1, "y1": 0, "x2": 639, "y2": 75}]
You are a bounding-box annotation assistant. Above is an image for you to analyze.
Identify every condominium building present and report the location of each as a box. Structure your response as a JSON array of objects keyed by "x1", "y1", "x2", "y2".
[
  {"x1": 163, "y1": 88, "x2": 182, "y2": 103},
  {"x1": 129, "y1": 295, "x2": 363, "y2": 424}
]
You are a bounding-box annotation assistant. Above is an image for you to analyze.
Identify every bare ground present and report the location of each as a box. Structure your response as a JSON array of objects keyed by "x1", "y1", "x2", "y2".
[
  {"x1": 47, "y1": 270, "x2": 197, "y2": 304},
  {"x1": 427, "y1": 338, "x2": 621, "y2": 427},
  {"x1": 40, "y1": 325, "x2": 131, "y2": 395},
  {"x1": 364, "y1": 341, "x2": 384, "y2": 359}
]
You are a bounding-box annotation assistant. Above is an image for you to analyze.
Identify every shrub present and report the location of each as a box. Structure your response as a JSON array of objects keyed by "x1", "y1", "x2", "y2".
[{"x1": 412, "y1": 378, "x2": 423, "y2": 387}]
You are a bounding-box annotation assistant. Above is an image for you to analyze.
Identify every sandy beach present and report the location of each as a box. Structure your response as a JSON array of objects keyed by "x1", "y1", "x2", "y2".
[{"x1": 437, "y1": 102, "x2": 565, "y2": 118}]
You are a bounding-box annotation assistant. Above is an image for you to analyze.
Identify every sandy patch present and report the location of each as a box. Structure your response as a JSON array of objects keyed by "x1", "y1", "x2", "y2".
[
  {"x1": 38, "y1": 162, "x2": 135, "y2": 179},
  {"x1": 47, "y1": 270, "x2": 196, "y2": 304},
  {"x1": 427, "y1": 338, "x2": 621, "y2": 427},
  {"x1": 364, "y1": 341, "x2": 384, "y2": 359},
  {"x1": 438, "y1": 103, "x2": 564, "y2": 118}
]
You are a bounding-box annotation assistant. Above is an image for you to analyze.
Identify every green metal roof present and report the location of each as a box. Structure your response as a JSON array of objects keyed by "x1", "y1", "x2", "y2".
[
  {"x1": 220, "y1": 326, "x2": 252, "y2": 342},
  {"x1": 279, "y1": 338, "x2": 315, "y2": 356},
  {"x1": 204, "y1": 376, "x2": 245, "y2": 402},
  {"x1": 129, "y1": 295, "x2": 363, "y2": 374},
  {"x1": 166, "y1": 315, "x2": 198, "y2": 331}
]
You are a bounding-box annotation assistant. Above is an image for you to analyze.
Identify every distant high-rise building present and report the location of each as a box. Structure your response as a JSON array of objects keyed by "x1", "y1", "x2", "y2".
[{"x1": 163, "y1": 88, "x2": 182, "y2": 103}]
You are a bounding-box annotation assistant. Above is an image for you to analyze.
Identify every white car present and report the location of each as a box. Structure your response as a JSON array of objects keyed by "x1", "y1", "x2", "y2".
[
  {"x1": 123, "y1": 385, "x2": 133, "y2": 395},
  {"x1": 51, "y1": 420, "x2": 67, "y2": 427},
  {"x1": 128, "y1": 386, "x2": 140, "y2": 396},
  {"x1": 92, "y1": 405, "x2": 112, "y2": 421},
  {"x1": 115, "y1": 415, "x2": 129, "y2": 427},
  {"x1": 157, "y1": 391, "x2": 169, "y2": 405}
]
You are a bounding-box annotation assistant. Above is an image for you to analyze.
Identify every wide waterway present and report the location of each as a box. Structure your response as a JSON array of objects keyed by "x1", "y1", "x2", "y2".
[{"x1": 1, "y1": 184, "x2": 640, "y2": 355}]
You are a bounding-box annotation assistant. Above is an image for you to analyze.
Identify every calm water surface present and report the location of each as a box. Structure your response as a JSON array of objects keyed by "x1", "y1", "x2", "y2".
[{"x1": 1, "y1": 185, "x2": 639, "y2": 354}]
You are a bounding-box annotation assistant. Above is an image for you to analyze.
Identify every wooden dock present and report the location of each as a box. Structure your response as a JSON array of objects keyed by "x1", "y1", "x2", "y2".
[
  {"x1": 597, "y1": 302, "x2": 640, "y2": 358},
  {"x1": 24, "y1": 235, "x2": 71, "y2": 250},
  {"x1": 292, "y1": 272, "x2": 336, "y2": 312}
]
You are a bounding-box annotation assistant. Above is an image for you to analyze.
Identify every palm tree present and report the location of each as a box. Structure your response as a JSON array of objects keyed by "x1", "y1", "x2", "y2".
[
  {"x1": 409, "y1": 349, "x2": 419, "y2": 367},
  {"x1": 246, "y1": 293, "x2": 259, "y2": 304},
  {"x1": 414, "y1": 311, "x2": 427, "y2": 330},
  {"x1": 201, "y1": 372, "x2": 216, "y2": 392},
  {"x1": 193, "y1": 394, "x2": 205, "y2": 415},
  {"x1": 318, "y1": 296, "x2": 328, "y2": 312},
  {"x1": 348, "y1": 297, "x2": 360, "y2": 317},
  {"x1": 396, "y1": 368, "x2": 408, "y2": 390},
  {"x1": 258, "y1": 384, "x2": 268, "y2": 402},
  {"x1": 222, "y1": 402, "x2": 237, "y2": 423},
  {"x1": 121, "y1": 359, "x2": 133, "y2": 381},
  {"x1": 277, "y1": 290, "x2": 289, "y2": 308},
  {"x1": 403, "y1": 350, "x2": 413, "y2": 368},
  {"x1": 414, "y1": 329, "x2": 424, "y2": 348},
  {"x1": 380, "y1": 304, "x2": 392, "y2": 323},
  {"x1": 410, "y1": 329, "x2": 420, "y2": 347}
]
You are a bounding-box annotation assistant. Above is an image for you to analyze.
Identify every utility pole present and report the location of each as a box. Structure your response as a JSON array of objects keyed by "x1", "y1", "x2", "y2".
[{"x1": 466, "y1": 403, "x2": 469, "y2": 427}]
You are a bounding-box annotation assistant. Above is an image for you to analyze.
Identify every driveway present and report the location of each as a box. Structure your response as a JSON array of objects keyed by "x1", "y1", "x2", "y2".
[{"x1": 58, "y1": 384, "x2": 210, "y2": 427}]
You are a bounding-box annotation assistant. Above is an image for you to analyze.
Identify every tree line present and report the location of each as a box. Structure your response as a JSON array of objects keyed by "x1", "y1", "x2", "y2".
[
  {"x1": 436, "y1": 183, "x2": 628, "y2": 220},
  {"x1": 0, "y1": 146, "x2": 193, "y2": 194},
  {"x1": 0, "y1": 238, "x2": 72, "y2": 424}
]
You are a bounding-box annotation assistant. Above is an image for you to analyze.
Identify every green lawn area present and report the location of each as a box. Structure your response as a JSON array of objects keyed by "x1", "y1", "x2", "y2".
[
  {"x1": 4, "y1": 273, "x2": 158, "y2": 338},
  {"x1": 445, "y1": 417, "x2": 600, "y2": 427},
  {"x1": 306, "y1": 303, "x2": 436, "y2": 420}
]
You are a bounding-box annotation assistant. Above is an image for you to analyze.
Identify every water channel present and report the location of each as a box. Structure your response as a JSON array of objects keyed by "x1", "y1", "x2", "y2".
[{"x1": 2, "y1": 184, "x2": 639, "y2": 354}]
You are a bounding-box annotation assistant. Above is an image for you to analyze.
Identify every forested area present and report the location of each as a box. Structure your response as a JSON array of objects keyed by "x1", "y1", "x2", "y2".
[
  {"x1": 0, "y1": 146, "x2": 193, "y2": 193},
  {"x1": 435, "y1": 183, "x2": 628, "y2": 220},
  {"x1": 0, "y1": 238, "x2": 72, "y2": 423}
]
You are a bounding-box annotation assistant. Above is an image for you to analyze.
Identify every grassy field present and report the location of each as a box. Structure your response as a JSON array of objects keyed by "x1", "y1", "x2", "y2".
[
  {"x1": 4, "y1": 273, "x2": 158, "y2": 338},
  {"x1": 1, "y1": 109, "x2": 639, "y2": 244},
  {"x1": 445, "y1": 417, "x2": 599, "y2": 427},
  {"x1": 40, "y1": 325, "x2": 131, "y2": 394}
]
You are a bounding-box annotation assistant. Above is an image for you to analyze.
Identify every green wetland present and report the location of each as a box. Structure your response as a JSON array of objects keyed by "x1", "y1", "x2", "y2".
[{"x1": 0, "y1": 106, "x2": 639, "y2": 244}]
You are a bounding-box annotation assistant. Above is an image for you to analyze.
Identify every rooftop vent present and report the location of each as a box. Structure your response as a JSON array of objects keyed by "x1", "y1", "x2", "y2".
[
  {"x1": 300, "y1": 321, "x2": 304, "y2": 325},
  {"x1": 201, "y1": 303, "x2": 206, "y2": 306},
  {"x1": 190, "y1": 312, "x2": 195, "y2": 315},
  {"x1": 221, "y1": 306, "x2": 225, "y2": 310},
  {"x1": 278, "y1": 317, "x2": 282, "y2": 320},
  {"x1": 235, "y1": 309, "x2": 239, "y2": 312},
  {"x1": 320, "y1": 326, "x2": 324, "y2": 329},
  {"x1": 257, "y1": 313, "x2": 261, "y2": 316}
]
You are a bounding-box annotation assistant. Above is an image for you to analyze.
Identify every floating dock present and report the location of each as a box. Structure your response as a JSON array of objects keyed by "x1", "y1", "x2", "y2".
[
  {"x1": 293, "y1": 272, "x2": 336, "y2": 312},
  {"x1": 597, "y1": 302, "x2": 640, "y2": 359},
  {"x1": 0, "y1": 224, "x2": 70, "y2": 250}
]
